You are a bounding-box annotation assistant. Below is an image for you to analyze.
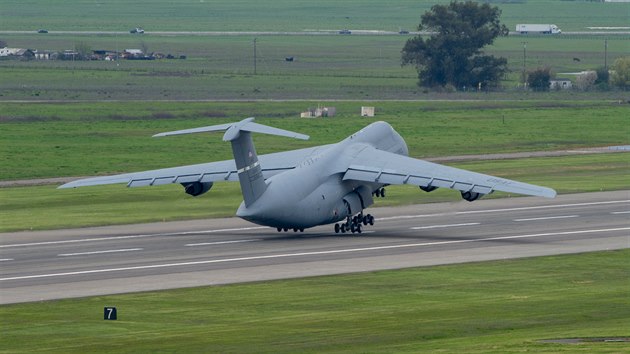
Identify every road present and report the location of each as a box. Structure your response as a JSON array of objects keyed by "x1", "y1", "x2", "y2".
[
  {"x1": 1, "y1": 190, "x2": 628, "y2": 304},
  {"x1": 2, "y1": 30, "x2": 629, "y2": 36}
]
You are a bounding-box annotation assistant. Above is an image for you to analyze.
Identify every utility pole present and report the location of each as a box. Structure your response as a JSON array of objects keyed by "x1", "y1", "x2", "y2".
[
  {"x1": 521, "y1": 41, "x2": 527, "y2": 86},
  {"x1": 604, "y1": 38, "x2": 608, "y2": 70},
  {"x1": 253, "y1": 38, "x2": 257, "y2": 75}
]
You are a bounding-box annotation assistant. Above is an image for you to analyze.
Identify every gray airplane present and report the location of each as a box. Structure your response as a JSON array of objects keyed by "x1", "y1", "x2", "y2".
[{"x1": 60, "y1": 118, "x2": 556, "y2": 234}]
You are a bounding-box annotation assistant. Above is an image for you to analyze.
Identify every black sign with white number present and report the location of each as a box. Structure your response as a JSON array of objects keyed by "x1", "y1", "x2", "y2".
[{"x1": 104, "y1": 307, "x2": 117, "y2": 320}]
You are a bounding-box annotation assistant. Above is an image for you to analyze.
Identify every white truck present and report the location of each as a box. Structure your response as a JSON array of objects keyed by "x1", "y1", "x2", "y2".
[{"x1": 516, "y1": 24, "x2": 561, "y2": 34}]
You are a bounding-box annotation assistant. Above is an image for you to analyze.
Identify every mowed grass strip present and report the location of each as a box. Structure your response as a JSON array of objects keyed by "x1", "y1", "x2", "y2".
[
  {"x1": 2, "y1": 101, "x2": 628, "y2": 180},
  {"x1": 1, "y1": 250, "x2": 628, "y2": 353},
  {"x1": 1, "y1": 153, "x2": 628, "y2": 232}
]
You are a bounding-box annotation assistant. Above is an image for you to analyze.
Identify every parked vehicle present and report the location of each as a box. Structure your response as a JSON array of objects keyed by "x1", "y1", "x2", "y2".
[{"x1": 129, "y1": 27, "x2": 145, "y2": 34}]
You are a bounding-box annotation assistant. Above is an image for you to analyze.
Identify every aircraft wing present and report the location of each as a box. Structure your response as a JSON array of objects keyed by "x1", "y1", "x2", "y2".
[
  {"x1": 59, "y1": 145, "x2": 330, "y2": 189},
  {"x1": 342, "y1": 146, "x2": 556, "y2": 198}
]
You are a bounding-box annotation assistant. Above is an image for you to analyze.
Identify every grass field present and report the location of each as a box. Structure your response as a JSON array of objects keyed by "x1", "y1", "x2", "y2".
[
  {"x1": 1, "y1": 0, "x2": 628, "y2": 32},
  {"x1": 1, "y1": 0, "x2": 629, "y2": 101},
  {"x1": 2, "y1": 101, "x2": 628, "y2": 180},
  {"x1": 0, "y1": 33, "x2": 627, "y2": 101},
  {"x1": 2, "y1": 153, "x2": 628, "y2": 232},
  {"x1": 2, "y1": 100, "x2": 628, "y2": 231},
  {"x1": 1, "y1": 249, "x2": 628, "y2": 353}
]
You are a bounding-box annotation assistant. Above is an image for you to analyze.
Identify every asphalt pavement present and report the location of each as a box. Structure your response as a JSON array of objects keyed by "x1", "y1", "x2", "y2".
[{"x1": 1, "y1": 190, "x2": 628, "y2": 304}]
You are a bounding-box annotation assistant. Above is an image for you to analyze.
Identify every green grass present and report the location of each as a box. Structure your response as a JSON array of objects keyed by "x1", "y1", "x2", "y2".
[
  {"x1": 2, "y1": 101, "x2": 628, "y2": 180},
  {"x1": 2, "y1": 153, "x2": 628, "y2": 232},
  {"x1": 1, "y1": 249, "x2": 628, "y2": 353},
  {"x1": 1, "y1": 100, "x2": 627, "y2": 232},
  {"x1": 1, "y1": 0, "x2": 628, "y2": 32},
  {"x1": 0, "y1": 32, "x2": 627, "y2": 100}
]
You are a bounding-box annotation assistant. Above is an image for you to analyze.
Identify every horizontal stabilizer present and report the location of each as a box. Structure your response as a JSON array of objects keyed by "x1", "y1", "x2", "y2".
[{"x1": 153, "y1": 117, "x2": 309, "y2": 141}]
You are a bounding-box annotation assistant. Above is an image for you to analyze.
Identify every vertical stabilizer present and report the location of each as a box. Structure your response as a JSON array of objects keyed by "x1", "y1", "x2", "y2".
[
  {"x1": 153, "y1": 117, "x2": 309, "y2": 207},
  {"x1": 230, "y1": 131, "x2": 266, "y2": 206}
]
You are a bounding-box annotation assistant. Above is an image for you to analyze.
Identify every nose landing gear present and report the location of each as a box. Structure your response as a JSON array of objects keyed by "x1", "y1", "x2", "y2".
[{"x1": 334, "y1": 212, "x2": 375, "y2": 235}]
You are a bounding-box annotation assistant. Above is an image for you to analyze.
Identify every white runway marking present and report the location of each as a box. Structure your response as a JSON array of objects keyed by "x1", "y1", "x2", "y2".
[
  {"x1": 410, "y1": 223, "x2": 480, "y2": 230},
  {"x1": 5, "y1": 226, "x2": 627, "y2": 282},
  {"x1": 185, "y1": 239, "x2": 260, "y2": 247},
  {"x1": 376, "y1": 200, "x2": 629, "y2": 222},
  {"x1": 456, "y1": 200, "x2": 629, "y2": 215},
  {"x1": 0, "y1": 227, "x2": 268, "y2": 248},
  {"x1": 611, "y1": 211, "x2": 630, "y2": 215},
  {"x1": 0, "y1": 258, "x2": 14, "y2": 262},
  {"x1": 514, "y1": 215, "x2": 579, "y2": 222},
  {"x1": 58, "y1": 248, "x2": 143, "y2": 257}
]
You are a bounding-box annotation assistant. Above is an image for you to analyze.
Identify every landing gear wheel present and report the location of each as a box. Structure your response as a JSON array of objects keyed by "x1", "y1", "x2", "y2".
[
  {"x1": 334, "y1": 224, "x2": 340, "y2": 233},
  {"x1": 368, "y1": 214, "x2": 374, "y2": 225},
  {"x1": 277, "y1": 227, "x2": 282, "y2": 232},
  {"x1": 350, "y1": 224, "x2": 356, "y2": 233},
  {"x1": 356, "y1": 224, "x2": 362, "y2": 234},
  {"x1": 380, "y1": 188, "x2": 385, "y2": 198}
]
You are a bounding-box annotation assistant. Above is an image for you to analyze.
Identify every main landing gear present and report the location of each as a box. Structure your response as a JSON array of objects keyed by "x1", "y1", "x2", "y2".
[
  {"x1": 277, "y1": 227, "x2": 304, "y2": 233},
  {"x1": 334, "y1": 212, "x2": 375, "y2": 234}
]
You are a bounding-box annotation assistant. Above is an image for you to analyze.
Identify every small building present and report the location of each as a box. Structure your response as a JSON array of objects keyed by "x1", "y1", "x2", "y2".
[
  {"x1": 361, "y1": 106, "x2": 375, "y2": 117},
  {"x1": 300, "y1": 106, "x2": 336, "y2": 118},
  {"x1": 34, "y1": 50, "x2": 55, "y2": 60},
  {"x1": 122, "y1": 49, "x2": 144, "y2": 59},
  {"x1": 550, "y1": 78, "x2": 572, "y2": 90}
]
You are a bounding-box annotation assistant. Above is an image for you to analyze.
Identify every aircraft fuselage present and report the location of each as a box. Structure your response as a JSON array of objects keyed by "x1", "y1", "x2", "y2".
[{"x1": 236, "y1": 121, "x2": 408, "y2": 229}]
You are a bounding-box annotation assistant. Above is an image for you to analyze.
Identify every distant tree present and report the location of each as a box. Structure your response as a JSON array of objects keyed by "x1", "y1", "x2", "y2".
[
  {"x1": 74, "y1": 42, "x2": 92, "y2": 60},
  {"x1": 595, "y1": 66, "x2": 610, "y2": 90},
  {"x1": 527, "y1": 67, "x2": 552, "y2": 92},
  {"x1": 610, "y1": 56, "x2": 630, "y2": 90},
  {"x1": 401, "y1": 1, "x2": 509, "y2": 90},
  {"x1": 575, "y1": 71, "x2": 597, "y2": 91}
]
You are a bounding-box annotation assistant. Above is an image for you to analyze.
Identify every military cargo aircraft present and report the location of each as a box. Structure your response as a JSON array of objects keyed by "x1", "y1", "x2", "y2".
[{"x1": 60, "y1": 118, "x2": 556, "y2": 234}]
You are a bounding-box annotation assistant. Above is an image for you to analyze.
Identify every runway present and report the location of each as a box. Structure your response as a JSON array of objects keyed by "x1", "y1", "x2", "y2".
[{"x1": 1, "y1": 190, "x2": 628, "y2": 304}]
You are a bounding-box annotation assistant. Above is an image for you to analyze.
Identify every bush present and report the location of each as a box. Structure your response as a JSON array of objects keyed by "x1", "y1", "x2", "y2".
[
  {"x1": 527, "y1": 67, "x2": 552, "y2": 92},
  {"x1": 610, "y1": 56, "x2": 630, "y2": 90},
  {"x1": 575, "y1": 71, "x2": 597, "y2": 91}
]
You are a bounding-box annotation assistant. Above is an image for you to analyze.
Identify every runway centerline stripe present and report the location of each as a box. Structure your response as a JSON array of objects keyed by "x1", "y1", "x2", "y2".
[
  {"x1": 410, "y1": 223, "x2": 480, "y2": 230},
  {"x1": 0, "y1": 259, "x2": 14, "y2": 262},
  {"x1": 514, "y1": 215, "x2": 579, "y2": 222},
  {"x1": 58, "y1": 248, "x2": 143, "y2": 257},
  {"x1": 3, "y1": 227, "x2": 629, "y2": 282},
  {"x1": 611, "y1": 211, "x2": 630, "y2": 215},
  {"x1": 185, "y1": 239, "x2": 260, "y2": 247},
  {"x1": 0, "y1": 227, "x2": 268, "y2": 248}
]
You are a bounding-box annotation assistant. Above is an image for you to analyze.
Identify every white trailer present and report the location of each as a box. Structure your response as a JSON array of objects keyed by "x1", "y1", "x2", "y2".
[{"x1": 516, "y1": 24, "x2": 561, "y2": 34}]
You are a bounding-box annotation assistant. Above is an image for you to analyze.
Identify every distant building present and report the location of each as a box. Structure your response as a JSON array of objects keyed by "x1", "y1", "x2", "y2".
[
  {"x1": 300, "y1": 106, "x2": 335, "y2": 118},
  {"x1": 550, "y1": 78, "x2": 572, "y2": 90},
  {"x1": 34, "y1": 50, "x2": 55, "y2": 60},
  {"x1": 0, "y1": 48, "x2": 34, "y2": 59},
  {"x1": 361, "y1": 106, "x2": 375, "y2": 117}
]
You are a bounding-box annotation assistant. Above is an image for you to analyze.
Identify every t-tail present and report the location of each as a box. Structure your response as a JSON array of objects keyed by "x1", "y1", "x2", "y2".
[{"x1": 153, "y1": 117, "x2": 309, "y2": 206}]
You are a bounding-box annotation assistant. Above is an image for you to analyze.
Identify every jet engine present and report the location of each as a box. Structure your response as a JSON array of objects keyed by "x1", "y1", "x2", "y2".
[
  {"x1": 461, "y1": 190, "x2": 483, "y2": 202},
  {"x1": 181, "y1": 182, "x2": 213, "y2": 197}
]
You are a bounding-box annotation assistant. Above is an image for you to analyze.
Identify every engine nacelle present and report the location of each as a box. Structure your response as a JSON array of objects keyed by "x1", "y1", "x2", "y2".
[
  {"x1": 342, "y1": 185, "x2": 374, "y2": 215},
  {"x1": 181, "y1": 182, "x2": 213, "y2": 197},
  {"x1": 461, "y1": 190, "x2": 483, "y2": 202}
]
